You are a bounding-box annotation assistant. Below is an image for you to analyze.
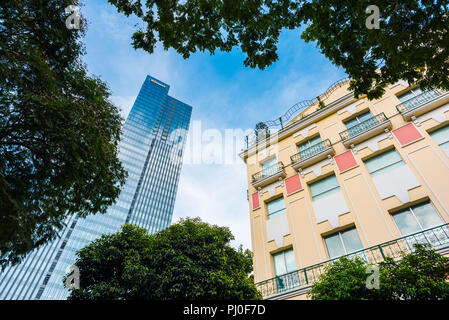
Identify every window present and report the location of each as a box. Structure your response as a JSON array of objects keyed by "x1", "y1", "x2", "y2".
[
  {"x1": 324, "y1": 228, "x2": 364, "y2": 259},
  {"x1": 267, "y1": 197, "x2": 286, "y2": 219},
  {"x1": 397, "y1": 87, "x2": 423, "y2": 103},
  {"x1": 429, "y1": 125, "x2": 449, "y2": 156},
  {"x1": 298, "y1": 135, "x2": 322, "y2": 152},
  {"x1": 261, "y1": 157, "x2": 277, "y2": 177},
  {"x1": 273, "y1": 248, "x2": 297, "y2": 276},
  {"x1": 364, "y1": 148, "x2": 404, "y2": 177},
  {"x1": 310, "y1": 175, "x2": 340, "y2": 201},
  {"x1": 392, "y1": 201, "x2": 444, "y2": 236},
  {"x1": 273, "y1": 248, "x2": 299, "y2": 292},
  {"x1": 344, "y1": 111, "x2": 374, "y2": 130},
  {"x1": 298, "y1": 135, "x2": 323, "y2": 159},
  {"x1": 262, "y1": 157, "x2": 276, "y2": 170}
]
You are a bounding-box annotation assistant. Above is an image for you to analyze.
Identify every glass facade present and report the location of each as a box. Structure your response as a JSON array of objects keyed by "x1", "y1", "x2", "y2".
[{"x1": 0, "y1": 76, "x2": 192, "y2": 299}]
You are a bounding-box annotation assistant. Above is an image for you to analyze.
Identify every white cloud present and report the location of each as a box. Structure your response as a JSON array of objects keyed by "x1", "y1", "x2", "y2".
[
  {"x1": 172, "y1": 162, "x2": 252, "y2": 250},
  {"x1": 110, "y1": 95, "x2": 137, "y2": 119}
]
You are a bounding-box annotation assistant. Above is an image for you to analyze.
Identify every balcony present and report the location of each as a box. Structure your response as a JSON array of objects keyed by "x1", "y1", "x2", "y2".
[
  {"x1": 396, "y1": 90, "x2": 449, "y2": 121},
  {"x1": 339, "y1": 113, "x2": 391, "y2": 148},
  {"x1": 256, "y1": 223, "x2": 449, "y2": 299},
  {"x1": 291, "y1": 139, "x2": 334, "y2": 171},
  {"x1": 251, "y1": 162, "x2": 286, "y2": 189}
]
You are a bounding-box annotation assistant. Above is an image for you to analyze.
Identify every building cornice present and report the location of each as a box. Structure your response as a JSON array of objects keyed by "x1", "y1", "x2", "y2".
[{"x1": 239, "y1": 91, "x2": 356, "y2": 161}]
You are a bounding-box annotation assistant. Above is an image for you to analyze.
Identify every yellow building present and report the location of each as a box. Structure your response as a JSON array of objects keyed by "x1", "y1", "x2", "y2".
[{"x1": 239, "y1": 79, "x2": 449, "y2": 300}]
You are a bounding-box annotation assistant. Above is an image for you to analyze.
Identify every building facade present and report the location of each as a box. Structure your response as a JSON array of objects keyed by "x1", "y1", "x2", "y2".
[
  {"x1": 0, "y1": 75, "x2": 192, "y2": 299},
  {"x1": 240, "y1": 79, "x2": 449, "y2": 299}
]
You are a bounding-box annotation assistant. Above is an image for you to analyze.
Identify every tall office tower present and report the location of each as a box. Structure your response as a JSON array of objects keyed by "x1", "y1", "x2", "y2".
[{"x1": 0, "y1": 76, "x2": 192, "y2": 299}]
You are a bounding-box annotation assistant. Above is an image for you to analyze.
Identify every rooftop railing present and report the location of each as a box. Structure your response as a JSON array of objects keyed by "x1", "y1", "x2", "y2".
[
  {"x1": 396, "y1": 90, "x2": 442, "y2": 114},
  {"x1": 291, "y1": 139, "x2": 332, "y2": 165},
  {"x1": 339, "y1": 113, "x2": 389, "y2": 142},
  {"x1": 256, "y1": 223, "x2": 449, "y2": 299},
  {"x1": 251, "y1": 162, "x2": 285, "y2": 185}
]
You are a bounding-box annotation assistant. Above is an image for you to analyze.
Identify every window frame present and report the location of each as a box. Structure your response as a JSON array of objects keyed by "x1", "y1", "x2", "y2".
[
  {"x1": 429, "y1": 124, "x2": 449, "y2": 149},
  {"x1": 297, "y1": 135, "x2": 323, "y2": 152},
  {"x1": 323, "y1": 227, "x2": 364, "y2": 260},
  {"x1": 397, "y1": 87, "x2": 423, "y2": 103},
  {"x1": 344, "y1": 110, "x2": 374, "y2": 130},
  {"x1": 266, "y1": 196, "x2": 286, "y2": 219},
  {"x1": 391, "y1": 201, "x2": 444, "y2": 235},
  {"x1": 309, "y1": 174, "x2": 340, "y2": 201},
  {"x1": 364, "y1": 148, "x2": 405, "y2": 176},
  {"x1": 272, "y1": 248, "x2": 296, "y2": 276}
]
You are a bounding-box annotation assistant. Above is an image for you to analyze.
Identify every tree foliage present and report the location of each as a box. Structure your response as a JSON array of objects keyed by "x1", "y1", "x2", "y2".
[
  {"x1": 108, "y1": 0, "x2": 449, "y2": 99},
  {"x1": 0, "y1": 0, "x2": 127, "y2": 268},
  {"x1": 66, "y1": 218, "x2": 262, "y2": 300},
  {"x1": 308, "y1": 244, "x2": 449, "y2": 300}
]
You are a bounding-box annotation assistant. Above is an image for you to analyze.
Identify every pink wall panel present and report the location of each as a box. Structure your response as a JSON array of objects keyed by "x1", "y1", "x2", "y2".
[
  {"x1": 334, "y1": 150, "x2": 358, "y2": 173},
  {"x1": 252, "y1": 192, "x2": 260, "y2": 210},
  {"x1": 392, "y1": 123, "x2": 423, "y2": 146},
  {"x1": 285, "y1": 174, "x2": 302, "y2": 195}
]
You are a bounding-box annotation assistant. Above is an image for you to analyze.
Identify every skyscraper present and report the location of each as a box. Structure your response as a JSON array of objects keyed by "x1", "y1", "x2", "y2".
[{"x1": 0, "y1": 75, "x2": 192, "y2": 299}]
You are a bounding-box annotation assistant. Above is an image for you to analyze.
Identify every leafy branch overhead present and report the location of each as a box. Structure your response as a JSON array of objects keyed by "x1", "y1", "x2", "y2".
[
  {"x1": 0, "y1": 0, "x2": 127, "y2": 268},
  {"x1": 109, "y1": 0, "x2": 449, "y2": 99}
]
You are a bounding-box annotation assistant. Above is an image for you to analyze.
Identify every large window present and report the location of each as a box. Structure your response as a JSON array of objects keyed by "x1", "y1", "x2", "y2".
[
  {"x1": 310, "y1": 175, "x2": 340, "y2": 201},
  {"x1": 261, "y1": 157, "x2": 277, "y2": 177},
  {"x1": 364, "y1": 148, "x2": 404, "y2": 177},
  {"x1": 397, "y1": 87, "x2": 423, "y2": 103},
  {"x1": 298, "y1": 135, "x2": 324, "y2": 159},
  {"x1": 344, "y1": 111, "x2": 373, "y2": 130},
  {"x1": 429, "y1": 125, "x2": 449, "y2": 156},
  {"x1": 267, "y1": 197, "x2": 286, "y2": 219},
  {"x1": 324, "y1": 228, "x2": 364, "y2": 260},
  {"x1": 392, "y1": 201, "x2": 444, "y2": 236},
  {"x1": 273, "y1": 248, "x2": 297, "y2": 276},
  {"x1": 273, "y1": 248, "x2": 299, "y2": 292}
]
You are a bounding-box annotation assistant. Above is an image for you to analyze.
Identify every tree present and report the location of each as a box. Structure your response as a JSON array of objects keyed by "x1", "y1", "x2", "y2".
[
  {"x1": 107, "y1": 0, "x2": 449, "y2": 99},
  {"x1": 0, "y1": 0, "x2": 127, "y2": 268},
  {"x1": 308, "y1": 244, "x2": 449, "y2": 300},
  {"x1": 65, "y1": 218, "x2": 262, "y2": 300}
]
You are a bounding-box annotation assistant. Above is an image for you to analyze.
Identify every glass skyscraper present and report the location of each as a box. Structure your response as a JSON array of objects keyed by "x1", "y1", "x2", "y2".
[{"x1": 0, "y1": 76, "x2": 192, "y2": 299}]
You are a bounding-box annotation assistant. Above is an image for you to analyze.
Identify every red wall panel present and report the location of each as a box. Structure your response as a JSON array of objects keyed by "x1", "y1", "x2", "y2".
[
  {"x1": 392, "y1": 123, "x2": 423, "y2": 146},
  {"x1": 252, "y1": 192, "x2": 260, "y2": 210},
  {"x1": 334, "y1": 150, "x2": 358, "y2": 173},
  {"x1": 285, "y1": 174, "x2": 302, "y2": 195}
]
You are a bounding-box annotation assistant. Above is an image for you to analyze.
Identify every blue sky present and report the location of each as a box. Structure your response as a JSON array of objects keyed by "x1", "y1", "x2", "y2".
[{"x1": 81, "y1": 1, "x2": 347, "y2": 250}]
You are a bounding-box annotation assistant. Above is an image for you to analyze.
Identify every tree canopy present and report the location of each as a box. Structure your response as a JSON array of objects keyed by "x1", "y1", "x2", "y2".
[
  {"x1": 108, "y1": 0, "x2": 449, "y2": 99},
  {"x1": 65, "y1": 218, "x2": 262, "y2": 300},
  {"x1": 308, "y1": 244, "x2": 449, "y2": 300},
  {"x1": 0, "y1": 0, "x2": 127, "y2": 268}
]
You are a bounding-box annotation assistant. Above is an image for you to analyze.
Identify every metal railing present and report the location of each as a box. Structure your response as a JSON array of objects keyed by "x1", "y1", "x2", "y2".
[
  {"x1": 291, "y1": 139, "x2": 332, "y2": 165},
  {"x1": 339, "y1": 113, "x2": 388, "y2": 141},
  {"x1": 251, "y1": 162, "x2": 284, "y2": 184},
  {"x1": 396, "y1": 90, "x2": 442, "y2": 114},
  {"x1": 256, "y1": 223, "x2": 449, "y2": 298}
]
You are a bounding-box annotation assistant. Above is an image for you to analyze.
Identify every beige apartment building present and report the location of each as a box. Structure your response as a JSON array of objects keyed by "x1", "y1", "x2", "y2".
[{"x1": 239, "y1": 79, "x2": 449, "y2": 300}]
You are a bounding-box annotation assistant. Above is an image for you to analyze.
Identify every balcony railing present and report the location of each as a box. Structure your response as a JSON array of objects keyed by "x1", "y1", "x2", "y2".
[
  {"x1": 256, "y1": 223, "x2": 449, "y2": 299},
  {"x1": 251, "y1": 162, "x2": 285, "y2": 186},
  {"x1": 291, "y1": 139, "x2": 332, "y2": 166},
  {"x1": 339, "y1": 113, "x2": 389, "y2": 142},
  {"x1": 396, "y1": 90, "x2": 442, "y2": 115}
]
